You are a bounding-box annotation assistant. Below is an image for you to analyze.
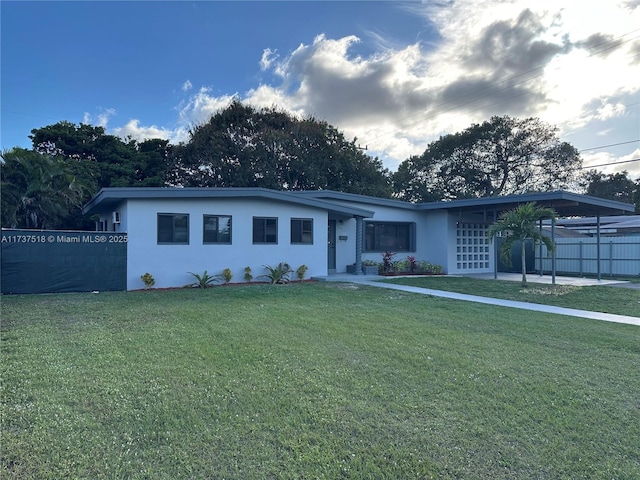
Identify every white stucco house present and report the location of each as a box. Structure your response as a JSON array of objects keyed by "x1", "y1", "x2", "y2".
[{"x1": 82, "y1": 188, "x2": 634, "y2": 290}]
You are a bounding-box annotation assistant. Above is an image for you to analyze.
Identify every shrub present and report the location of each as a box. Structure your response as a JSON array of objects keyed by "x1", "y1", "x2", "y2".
[
  {"x1": 381, "y1": 251, "x2": 396, "y2": 274},
  {"x1": 418, "y1": 261, "x2": 443, "y2": 275},
  {"x1": 222, "y1": 268, "x2": 233, "y2": 284},
  {"x1": 140, "y1": 272, "x2": 155, "y2": 289},
  {"x1": 244, "y1": 266, "x2": 253, "y2": 283},
  {"x1": 260, "y1": 262, "x2": 293, "y2": 284},
  {"x1": 186, "y1": 270, "x2": 221, "y2": 289},
  {"x1": 296, "y1": 264, "x2": 308, "y2": 281},
  {"x1": 407, "y1": 256, "x2": 418, "y2": 273}
]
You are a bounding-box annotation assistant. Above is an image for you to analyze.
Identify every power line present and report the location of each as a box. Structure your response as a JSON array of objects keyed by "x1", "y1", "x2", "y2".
[
  {"x1": 580, "y1": 158, "x2": 640, "y2": 169},
  {"x1": 579, "y1": 140, "x2": 640, "y2": 152}
]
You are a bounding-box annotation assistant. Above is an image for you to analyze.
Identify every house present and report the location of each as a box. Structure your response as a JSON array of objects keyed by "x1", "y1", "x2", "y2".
[{"x1": 82, "y1": 188, "x2": 635, "y2": 290}]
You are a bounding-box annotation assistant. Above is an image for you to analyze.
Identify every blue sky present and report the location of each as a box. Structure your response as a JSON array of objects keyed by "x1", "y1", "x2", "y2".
[{"x1": 2, "y1": 1, "x2": 639, "y2": 178}]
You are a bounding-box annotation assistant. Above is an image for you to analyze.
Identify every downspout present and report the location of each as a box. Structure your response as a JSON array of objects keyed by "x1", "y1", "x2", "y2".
[{"x1": 355, "y1": 216, "x2": 363, "y2": 275}]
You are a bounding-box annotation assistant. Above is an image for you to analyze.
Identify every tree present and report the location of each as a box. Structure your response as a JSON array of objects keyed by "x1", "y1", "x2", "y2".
[
  {"x1": 393, "y1": 116, "x2": 581, "y2": 202},
  {"x1": 1, "y1": 148, "x2": 90, "y2": 229},
  {"x1": 486, "y1": 202, "x2": 557, "y2": 287},
  {"x1": 168, "y1": 101, "x2": 392, "y2": 197},
  {"x1": 584, "y1": 170, "x2": 637, "y2": 212},
  {"x1": 30, "y1": 121, "x2": 170, "y2": 188}
]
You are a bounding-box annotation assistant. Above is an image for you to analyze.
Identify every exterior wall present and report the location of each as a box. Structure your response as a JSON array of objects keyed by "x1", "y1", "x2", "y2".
[
  {"x1": 123, "y1": 198, "x2": 328, "y2": 290},
  {"x1": 420, "y1": 210, "x2": 451, "y2": 273},
  {"x1": 328, "y1": 201, "x2": 438, "y2": 272},
  {"x1": 423, "y1": 212, "x2": 495, "y2": 275}
]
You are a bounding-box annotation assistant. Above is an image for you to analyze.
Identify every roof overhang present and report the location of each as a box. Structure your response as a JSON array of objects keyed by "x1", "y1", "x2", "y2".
[
  {"x1": 416, "y1": 191, "x2": 635, "y2": 218},
  {"x1": 82, "y1": 187, "x2": 375, "y2": 218}
]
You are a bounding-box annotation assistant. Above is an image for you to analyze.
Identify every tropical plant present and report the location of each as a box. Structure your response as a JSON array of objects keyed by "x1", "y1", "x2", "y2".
[
  {"x1": 407, "y1": 256, "x2": 418, "y2": 273},
  {"x1": 381, "y1": 251, "x2": 396, "y2": 274},
  {"x1": 296, "y1": 264, "x2": 308, "y2": 281},
  {"x1": 222, "y1": 268, "x2": 233, "y2": 284},
  {"x1": 487, "y1": 202, "x2": 557, "y2": 286},
  {"x1": 260, "y1": 262, "x2": 293, "y2": 284},
  {"x1": 244, "y1": 266, "x2": 253, "y2": 283},
  {"x1": 186, "y1": 270, "x2": 221, "y2": 289},
  {"x1": 140, "y1": 272, "x2": 155, "y2": 289}
]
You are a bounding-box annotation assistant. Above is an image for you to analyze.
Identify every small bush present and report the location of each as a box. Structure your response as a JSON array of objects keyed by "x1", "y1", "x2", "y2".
[
  {"x1": 140, "y1": 272, "x2": 155, "y2": 289},
  {"x1": 222, "y1": 268, "x2": 233, "y2": 284},
  {"x1": 381, "y1": 251, "x2": 396, "y2": 274},
  {"x1": 260, "y1": 263, "x2": 293, "y2": 284},
  {"x1": 296, "y1": 264, "x2": 308, "y2": 281},
  {"x1": 244, "y1": 266, "x2": 253, "y2": 283},
  {"x1": 186, "y1": 270, "x2": 221, "y2": 289}
]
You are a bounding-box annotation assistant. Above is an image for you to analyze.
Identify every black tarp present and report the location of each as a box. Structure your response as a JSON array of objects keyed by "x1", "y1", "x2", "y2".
[{"x1": 1, "y1": 229, "x2": 127, "y2": 294}]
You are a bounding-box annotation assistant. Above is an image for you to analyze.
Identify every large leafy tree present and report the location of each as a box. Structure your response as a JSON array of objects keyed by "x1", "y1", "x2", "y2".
[
  {"x1": 487, "y1": 202, "x2": 557, "y2": 287},
  {"x1": 393, "y1": 116, "x2": 581, "y2": 202},
  {"x1": 168, "y1": 101, "x2": 392, "y2": 197},
  {"x1": 584, "y1": 170, "x2": 638, "y2": 212},
  {"x1": 1, "y1": 148, "x2": 91, "y2": 229},
  {"x1": 30, "y1": 121, "x2": 170, "y2": 188}
]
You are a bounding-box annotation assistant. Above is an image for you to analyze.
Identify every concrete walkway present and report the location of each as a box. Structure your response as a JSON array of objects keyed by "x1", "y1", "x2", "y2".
[{"x1": 314, "y1": 273, "x2": 640, "y2": 326}]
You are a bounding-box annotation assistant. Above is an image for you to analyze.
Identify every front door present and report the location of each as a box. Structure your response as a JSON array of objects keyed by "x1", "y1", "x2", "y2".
[{"x1": 327, "y1": 220, "x2": 336, "y2": 272}]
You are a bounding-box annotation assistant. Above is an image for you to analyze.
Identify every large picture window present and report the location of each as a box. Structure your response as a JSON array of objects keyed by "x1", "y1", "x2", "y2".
[
  {"x1": 291, "y1": 218, "x2": 313, "y2": 244},
  {"x1": 157, "y1": 213, "x2": 189, "y2": 244},
  {"x1": 203, "y1": 215, "x2": 232, "y2": 244},
  {"x1": 365, "y1": 222, "x2": 415, "y2": 252},
  {"x1": 253, "y1": 217, "x2": 278, "y2": 244}
]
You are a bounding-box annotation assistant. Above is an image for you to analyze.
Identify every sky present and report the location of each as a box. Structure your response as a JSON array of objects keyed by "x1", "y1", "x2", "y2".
[{"x1": 2, "y1": 0, "x2": 639, "y2": 180}]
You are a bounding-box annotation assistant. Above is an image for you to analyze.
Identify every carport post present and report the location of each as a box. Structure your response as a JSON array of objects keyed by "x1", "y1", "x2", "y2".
[
  {"x1": 596, "y1": 214, "x2": 601, "y2": 281},
  {"x1": 493, "y1": 210, "x2": 498, "y2": 279},
  {"x1": 539, "y1": 218, "x2": 543, "y2": 276},
  {"x1": 551, "y1": 217, "x2": 556, "y2": 285}
]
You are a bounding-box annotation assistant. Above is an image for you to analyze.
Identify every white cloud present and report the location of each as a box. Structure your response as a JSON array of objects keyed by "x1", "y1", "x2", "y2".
[
  {"x1": 83, "y1": 108, "x2": 116, "y2": 128},
  {"x1": 111, "y1": 119, "x2": 173, "y2": 143},
  {"x1": 182, "y1": 80, "x2": 193, "y2": 92},
  {"x1": 113, "y1": 0, "x2": 640, "y2": 175},
  {"x1": 260, "y1": 48, "x2": 278, "y2": 71}
]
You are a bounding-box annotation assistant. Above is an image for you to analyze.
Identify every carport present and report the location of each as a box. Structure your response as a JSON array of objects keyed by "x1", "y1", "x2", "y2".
[{"x1": 419, "y1": 191, "x2": 635, "y2": 284}]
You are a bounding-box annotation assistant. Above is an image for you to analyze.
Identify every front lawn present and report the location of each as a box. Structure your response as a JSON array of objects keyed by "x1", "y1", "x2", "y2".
[
  {"x1": 2, "y1": 283, "x2": 639, "y2": 479},
  {"x1": 380, "y1": 276, "x2": 640, "y2": 317}
]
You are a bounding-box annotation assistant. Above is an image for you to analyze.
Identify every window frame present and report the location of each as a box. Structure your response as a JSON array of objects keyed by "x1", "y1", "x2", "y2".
[
  {"x1": 157, "y1": 213, "x2": 190, "y2": 245},
  {"x1": 203, "y1": 214, "x2": 232, "y2": 245},
  {"x1": 252, "y1": 217, "x2": 278, "y2": 244},
  {"x1": 290, "y1": 218, "x2": 314, "y2": 245},
  {"x1": 364, "y1": 221, "x2": 416, "y2": 252}
]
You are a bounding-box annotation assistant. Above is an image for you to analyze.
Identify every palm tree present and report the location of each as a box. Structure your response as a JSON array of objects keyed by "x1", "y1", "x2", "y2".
[
  {"x1": 487, "y1": 202, "x2": 557, "y2": 287},
  {"x1": 1, "y1": 148, "x2": 89, "y2": 229}
]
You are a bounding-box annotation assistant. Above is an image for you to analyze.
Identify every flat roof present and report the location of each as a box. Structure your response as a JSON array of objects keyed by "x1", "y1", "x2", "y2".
[
  {"x1": 83, "y1": 187, "x2": 375, "y2": 218},
  {"x1": 417, "y1": 191, "x2": 635, "y2": 217}
]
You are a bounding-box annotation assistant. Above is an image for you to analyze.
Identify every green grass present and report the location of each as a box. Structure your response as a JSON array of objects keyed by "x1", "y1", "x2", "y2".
[
  {"x1": 2, "y1": 283, "x2": 639, "y2": 479},
  {"x1": 380, "y1": 276, "x2": 640, "y2": 317}
]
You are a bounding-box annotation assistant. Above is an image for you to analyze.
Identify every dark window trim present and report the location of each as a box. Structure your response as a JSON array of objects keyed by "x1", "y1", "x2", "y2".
[
  {"x1": 203, "y1": 214, "x2": 232, "y2": 245},
  {"x1": 157, "y1": 213, "x2": 190, "y2": 245},
  {"x1": 364, "y1": 221, "x2": 416, "y2": 252},
  {"x1": 290, "y1": 217, "x2": 314, "y2": 245},
  {"x1": 253, "y1": 216, "x2": 278, "y2": 244}
]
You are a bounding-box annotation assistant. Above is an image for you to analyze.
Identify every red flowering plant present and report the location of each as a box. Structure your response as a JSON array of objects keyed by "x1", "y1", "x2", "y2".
[
  {"x1": 407, "y1": 256, "x2": 418, "y2": 273},
  {"x1": 381, "y1": 251, "x2": 396, "y2": 274}
]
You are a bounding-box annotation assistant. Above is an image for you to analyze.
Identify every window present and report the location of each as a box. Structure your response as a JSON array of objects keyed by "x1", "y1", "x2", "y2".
[
  {"x1": 365, "y1": 222, "x2": 415, "y2": 252},
  {"x1": 157, "y1": 213, "x2": 189, "y2": 244},
  {"x1": 203, "y1": 215, "x2": 232, "y2": 244},
  {"x1": 253, "y1": 217, "x2": 278, "y2": 244},
  {"x1": 291, "y1": 218, "x2": 313, "y2": 244}
]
